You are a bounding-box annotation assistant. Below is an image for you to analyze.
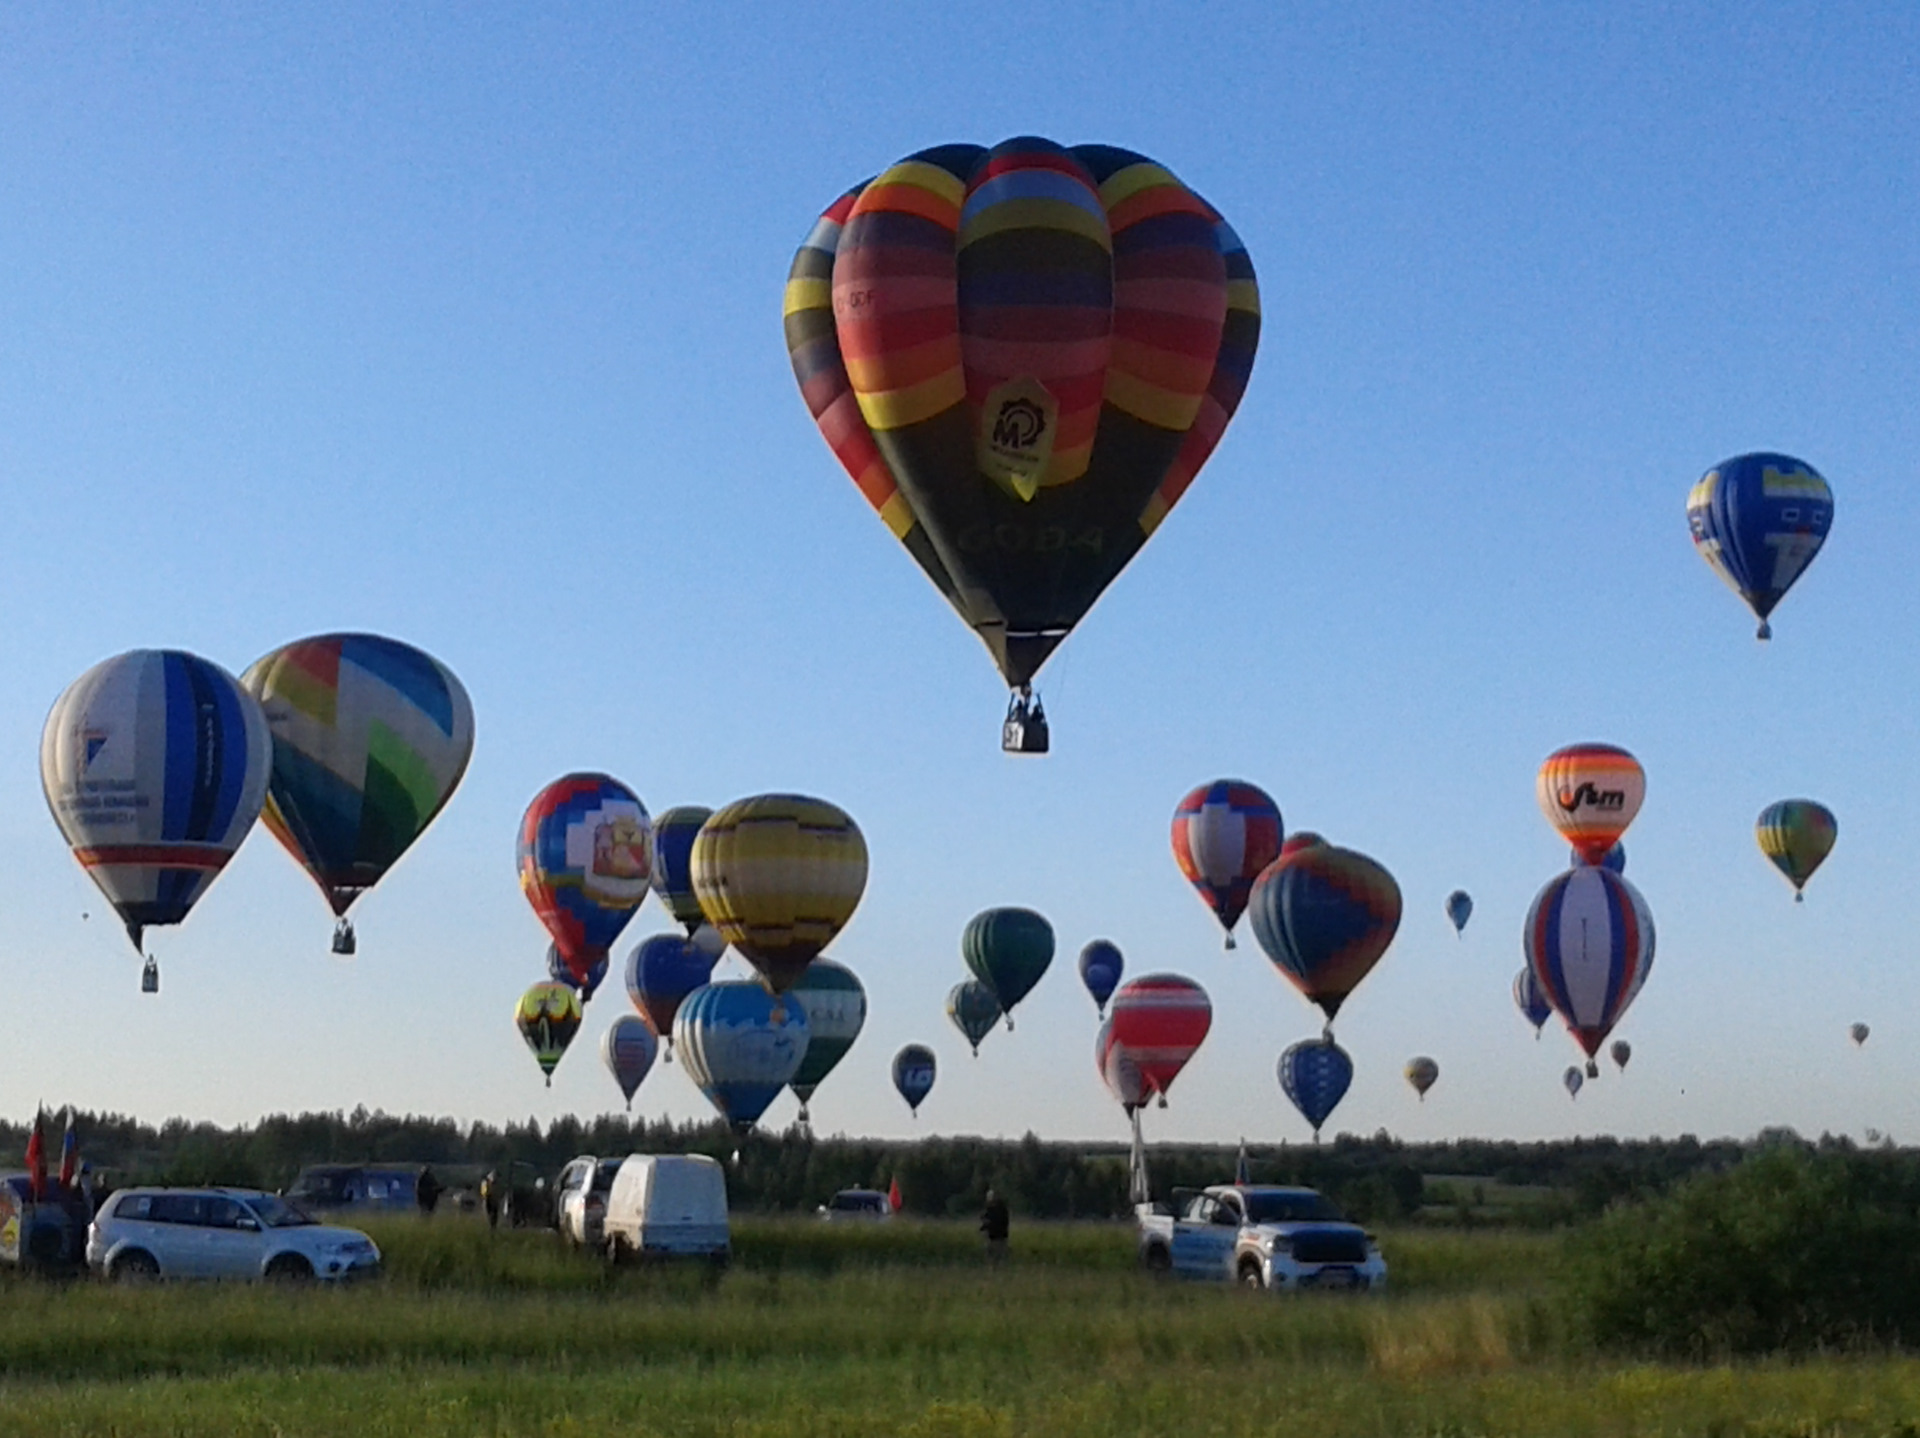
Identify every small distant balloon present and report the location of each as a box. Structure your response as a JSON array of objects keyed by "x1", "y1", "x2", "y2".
[
  {"x1": 1851, "y1": 1023, "x2": 1870, "y2": 1047},
  {"x1": 1564, "y1": 1066, "x2": 1584, "y2": 1099},
  {"x1": 1687, "y1": 451, "x2": 1832, "y2": 640},
  {"x1": 1445, "y1": 890, "x2": 1472, "y2": 936},
  {"x1": 892, "y1": 1044, "x2": 936, "y2": 1116},
  {"x1": 1078, "y1": 939, "x2": 1124, "y2": 1015},
  {"x1": 515, "y1": 982, "x2": 584, "y2": 1087},
  {"x1": 601, "y1": 1014, "x2": 659, "y2": 1108},
  {"x1": 1404, "y1": 1056, "x2": 1438, "y2": 1100},
  {"x1": 1610, "y1": 1039, "x2": 1632, "y2": 1071},
  {"x1": 1514, "y1": 968, "x2": 1552, "y2": 1036},
  {"x1": 1278, "y1": 1038, "x2": 1352, "y2": 1140},
  {"x1": 1756, "y1": 800, "x2": 1837, "y2": 902},
  {"x1": 945, "y1": 979, "x2": 1001, "y2": 1056}
]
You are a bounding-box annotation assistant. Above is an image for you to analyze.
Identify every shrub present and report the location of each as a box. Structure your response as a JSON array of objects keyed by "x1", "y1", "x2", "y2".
[{"x1": 1567, "y1": 1144, "x2": 1920, "y2": 1356}]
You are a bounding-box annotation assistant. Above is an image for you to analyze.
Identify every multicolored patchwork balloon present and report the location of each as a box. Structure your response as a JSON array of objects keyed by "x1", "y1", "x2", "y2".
[
  {"x1": 1097, "y1": 974, "x2": 1212, "y2": 1109},
  {"x1": 1278, "y1": 1038, "x2": 1353, "y2": 1140},
  {"x1": 243, "y1": 633, "x2": 472, "y2": 953},
  {"x1": 1755, "y1": 799, "x2": 1837, "y2": 901},
  {"x1": 1171, "y1": 780, "x2": 1283, "y2": 949},
  {"x1": 1525, "y1": 866, "x2": 1655, "y2": 1076},
  {"x1": 648, "y1": 805, "x2": 713, "y2": 935},
  {"x1": 1687, "y1": 451, "x2": 1833, "y2": 639},
  {"x1": 892, "y1": 1044, "x2": 937, "y2": 1116},
  {"x1": 787, "y1": 958, "x2": 867, "y2": 1123},
  {"x1": 673, "y1": 981, "x2": 810, "y2": 1134},
  {"x1": 1248, "y1": 846, "x2": 1402, "y2": 1023},
  {"x1": 946, "y1": 979, "x2": 1002, "y2": 1056},
  {"x1": 1538, "y1": 744, "x2": 1644, "y2": 865},
  {"x1": 41, "y1": 650, "x2": 271, "y2": 974},
  {"x1": 785, "y1": 137, "x2": 1260, "y2": 703},
  {"x1": 515, "y1": 981, "x2": 583, "y2": 1087},
  {"x1": 601, "y1": 1014, "x2": 659, "y2": 1109},
  {"x1": 624, "y1": 932, "x2": 718, "y2": 1058},
  {"x1": 691, "y1": 794, "x2": 867, "y2": 995},
  {"x1": 518, "y1": 774, "x2": 653, "y2": 987},
  {"x1": 962, "y1": 907, "x2": 1054, "y2": 1026},
  {"x1": 1077, "y1": 939, "x2": 1124, "y2": 1016}
]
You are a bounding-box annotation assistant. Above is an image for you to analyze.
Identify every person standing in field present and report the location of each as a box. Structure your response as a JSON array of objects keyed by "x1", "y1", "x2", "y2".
[
  {"x1": 416, "y1": 1165, "x2": 443, "y2": 1217},
  {"x1": 480, "y1": 1169, "x2": 500, "y2": 1229},
  {"x1": 980, "y1": 1188, "x2": 1010, "y2": 1263}
]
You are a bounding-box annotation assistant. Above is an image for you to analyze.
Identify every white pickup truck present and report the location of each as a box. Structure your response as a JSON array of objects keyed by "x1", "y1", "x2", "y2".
[{"x1": 1137, "y1": 1184, "x2": 1387, "y2": 1292}]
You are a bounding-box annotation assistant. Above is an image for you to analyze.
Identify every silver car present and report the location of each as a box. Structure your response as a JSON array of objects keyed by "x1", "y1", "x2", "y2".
[{"x1": 87, "y1": 1187, "x2": 381, "y2": 1282}]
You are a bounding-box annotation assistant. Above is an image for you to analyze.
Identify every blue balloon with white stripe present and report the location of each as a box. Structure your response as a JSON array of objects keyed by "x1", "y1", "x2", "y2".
[
  {"x1": 1278, "y1": 1037, "x2": 1353, "y2": 1140},
  {"x1": 1686, "y1": 451, "x2": 1833, "y2": 639},
  {"x1": 672, "y1": 981, "x2": 809, "y2": 1133}
]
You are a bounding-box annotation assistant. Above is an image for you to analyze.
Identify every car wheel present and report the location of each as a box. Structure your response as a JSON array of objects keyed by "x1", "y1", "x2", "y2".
[
  {"x1": 265, "y1": 1253, "x2": 315, "y2": 1284},
  {"x1": 110, "y1": 1250, "x2": 160, "y2": 1284},
  {"x1": 1239, "y1": 1261, "x2": 1266, "y2": 1290},
  {"x1": 1142, "y1": 1244, "x2": 1171, "y2": 1276}
]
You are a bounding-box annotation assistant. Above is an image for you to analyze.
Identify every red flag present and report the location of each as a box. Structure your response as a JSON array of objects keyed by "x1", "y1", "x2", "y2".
[
  {"x1": 887, "y1": 1176, "x2": 902, "y2": 1213},
  {"x1": 25, "y1": 1110, "x2": 46, "y2": 1202},
  {"x1": 59, "y1": 1110, "x2": 78, "y2": 1189}
]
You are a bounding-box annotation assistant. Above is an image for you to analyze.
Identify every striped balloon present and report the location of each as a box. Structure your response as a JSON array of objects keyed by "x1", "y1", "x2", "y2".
[
  {"x1": 518, "y1": 774, "x2": 653, "y2": 986},
  {"x1": 1513, "y1": 967, "x2": 1552, "y2": 1035},
  {"x1": 1097, "y1": 1031, "x2": 1149, "y2": 1112},
  {"x1": 1524, "y1": 867, "x2": 1655, "y2": 1073},
  {"x1": 600, "y1": 1013, "x2": 659, "y2": 1108},
  {"x1": 1687, "y1": 452, "x2": 1833, "y2": 639},
  {"x1": 41, "y1": 650, "x2": 271, "y2": 959},
  {"x1": 674, "y1": 981, "x2": 810, "y2": 1134},
  {"x1": 1537, "y1": 744, "x2": 1645, "y2": 864},
  {"x1": 1171, "y1": 780, "x2": 1283, "y2": 948},
  {"x1": 648, "y1": 805, "x2": 714, "y2": 935},
  {"x1": 787, "y1": 958, "x2": 867, "y2": 1120},
  {"x1": 690, "y1": 794, "x2": 868, "y2": 994},
  {"x1": 1248, "y1": 846, "x2": 1402, "y2": 1023},
  {"x1": 1755, "y1": 799, "x2": 1837, "y2": 901},
  {"x1": 1278, "y1": 1038, "x2": 1353, "y2": 1140},
  {"x1": 1097, "y1": 974, "x2": 1212, "y2": 1109}
]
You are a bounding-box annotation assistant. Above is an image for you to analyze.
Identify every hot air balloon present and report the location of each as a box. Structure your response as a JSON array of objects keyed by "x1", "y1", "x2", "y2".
[
  {"x1": 1279, "y1": 832, "x2": 1326, "y2": 859},
  {"x1": 1610, "y1": 1039, "x2": 1632, "y2": 1071},
  {"x1": 1405, "y1": 1056, "x2": 1438, "y2": 1100},
  {"x1": 962, "y1": 907, "x2": 1054, "y2": 1027},
  {"x1": 1538, "y1": 744, "x2": 1645, "y2": 865},
  {"x1": 1248, "y1": 845, "x2": 1402, "y2": 1024},
  {"x1": 1687, "y1": 452, "x2": 1833, "y2": 639},
  {"x1": 1851, "y1": 1022, "x2": 1870, "y2": 1047},
  {"x1": 1445, "y1": 890, "x2": 1472, "y2": 936},
  {"x1": 1571, "y1": 842, "x2": 1626, "y2": 873},
  {"x1": 242, "y1": 634, "x2": 473, "y2": 956},
  {"x1": 787, "y1": 958, "x2": 867, "y2": 1123},
  {"x1": 892, "y1": 1044, "x2": 936, "y2": 1116},
  {"x1": 1078, "y1": 939, "x2": 1124, "y2": 1015},
  {"x1": 548, "y1": 943, "x2": 608, "y2": 1003},
  {"x1": 42, "y1": 650, "x2": 271, "y2": 992},
  {"x1": 515, "y1": 981, "x2": 583, "y2": 1086},
  {"x1": 784, "y1": 138, "x2": 1261, "y2": 750},
  {"x1": 1170, "y1": 781, "x2": 1283, "y2": 949},
  {"x1": 673, "y1": 981, "x2": 810, "y2": 1133},
  {"x1": 1098, "y1": 1032, "x2": 1150, "y2": 1112},
  {"x1": 691, "y1": 794, "x2": 867, "y2": 994},
  {"x1": 1096, "y1": 975, "x2": 1212, "y2": 1109},
  {"x1": 1525, "y1": 866, "x2": 1655, "y2": 1077},
  {"x1": 648, "y1": 805, "x2": 713, "y2": 935},
  {"x1": 1514, "y1": 967, "x2": 1552, "y2": 1036},
  {"x1": 518, "y1": 774, "x2": 652, "y2": 987},
  {"x1": 1563, "y1": 1066, "x2": 1584, "y2": 1099},
  {"x1": 601, "y1": 1014, "x2": 659, "y2": 1109},
  {"x1": 1756, "y1": 800, "x2": 1837, "y2": 902},
  {"x1": 624, "y1": 932, "x2": 718, "y2": 1059},
  {"x1": 946, "y1": 979, "x2": 1002, "y2": 1056},
  {"x1": 1278, "y1": 1038, "x2": 1353, "y2": 1140}
]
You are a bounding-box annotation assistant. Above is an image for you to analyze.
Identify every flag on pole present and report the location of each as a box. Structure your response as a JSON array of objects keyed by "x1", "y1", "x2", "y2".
[
  {"x1": 25, "y1": 1109, "x2": 46, "y2": 1201},
  {"x1": 59, "y1": 1109, "x2": 78, "y2": 1189},
  {"x1": 887, "y1": 1176, "x2": 903, "y2": 1213}
]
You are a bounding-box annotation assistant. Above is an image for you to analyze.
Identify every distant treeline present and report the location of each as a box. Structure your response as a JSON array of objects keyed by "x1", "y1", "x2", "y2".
[{"x1": 0, "y1": 1109, "x2": 1891, "y2": 1223}]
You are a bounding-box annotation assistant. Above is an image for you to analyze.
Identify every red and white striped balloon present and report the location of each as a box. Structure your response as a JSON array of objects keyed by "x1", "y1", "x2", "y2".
[{"x1": 1095, "y1": 974, "x2": 1212, "y2": 1109}]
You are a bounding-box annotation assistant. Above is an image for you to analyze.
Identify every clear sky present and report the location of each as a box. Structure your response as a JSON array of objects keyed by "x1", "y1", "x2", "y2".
[{"x1": 3, "y1": 2, "x2": 1917, "y2": 1150}]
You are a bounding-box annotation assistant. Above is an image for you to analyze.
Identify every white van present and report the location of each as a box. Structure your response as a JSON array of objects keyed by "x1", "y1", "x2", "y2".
[{"x1": 601, "y1": 1154, "x2": 729, "y2": 1265}]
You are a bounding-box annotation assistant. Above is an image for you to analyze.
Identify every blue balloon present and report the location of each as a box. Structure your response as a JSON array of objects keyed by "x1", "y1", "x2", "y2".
[
  {"x1": 625, "y1": 932, "x2": 719, "y2": 1047},
  {"x1": 1445, "y1": 890, "x2": 1472, "y2": 935},
  {"x1": 1277, "y1": 1038, "x2": 1352, "y2": 1139},
  {"x1": 1078, "y1": 939, "x2": 1124, "y2": 1015},
  {"x1": 672, "y1": 981, "x2": 809, "y2": 1133},
  {"x1": 892, "y1": 1044, "x2": 936, "y2": 1115},
  {"x1": 1570, "y1": 841, "x2": 1626, "y2": 874},
  {"x1": 1513, "y1": 966, "x2": 1552, "y2": 1035},
  {"x1": 1686, "y1": 451, "x2": 1833, "y2": 639},
  {"x1": 548, "y1": 943, "x2": 607, "y2": 1002}
]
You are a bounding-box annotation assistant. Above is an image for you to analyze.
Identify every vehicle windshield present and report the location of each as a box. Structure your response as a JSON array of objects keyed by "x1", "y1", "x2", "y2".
[
  {"x1": 246, "y1": 1192, "x2": 318, "y2": 1227},
  {"x1": 592, "y1": 1161, "x2": 622, "y2": 1192},
  {"x1": 831, "y1": 1192, "x2": 881, "y2": 1211},
  {"x1": 1242, "y1": 1191, "x2": 1344, "y2": 1224}
]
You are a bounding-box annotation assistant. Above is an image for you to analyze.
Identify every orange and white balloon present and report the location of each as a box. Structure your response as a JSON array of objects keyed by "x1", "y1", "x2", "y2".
[{"x1": 1537, "y1": 743, "x2": 1644, "y2": 864}]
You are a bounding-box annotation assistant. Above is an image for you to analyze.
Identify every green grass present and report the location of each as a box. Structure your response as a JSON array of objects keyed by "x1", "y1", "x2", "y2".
[{"x1": 3, "y1": 1216, "x2": 1920, "y2": 1435}]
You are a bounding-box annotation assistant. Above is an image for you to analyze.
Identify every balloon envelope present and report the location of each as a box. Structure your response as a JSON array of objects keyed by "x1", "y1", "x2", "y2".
[
  {"x1": 601, "y1": 1014, "x2": 659, "y2": 1105},
  {"x1": 1564, "y1": 1066, "x2": 1584, "y2": 1098},
  {"x1": 1687, "y1": 451, "x2": 1833, "y2": 638},
  {"x1": 1278, "y1": 1039, "x2": 1353, "y2": 1138},
  {"x1": 648, "y1": 805, "x2": 714, "y2": 934},
  {"x1": 41, "y1": 650, "x2": 271, "y2": 954},
  {"x1": 1756, "y1": 799, "x2": 1837, "y2": 899},
  {"x1": 1248, "y1": 846, "x2": 1402, "y2": 1022},
  {"x1": 691, "y1": 794, "x2": 867, "y2": 994},
  {"x1": 1610, "y1": 1039, "x2": 1632, "y2": 1071},
  {"x1": 1097, "y1": 974, "x2": 1212, "y2": 1107},
  {"x1": 242, "y1": 634, "x2": 473, "y2": 922},
  {"x1": 1525, "y1": 867, "x2": 1655, "y2": 1061},
  {"x1": 787, "y1": 958, "x2": 867, "y2": 1113},
  {"x1": 548, "y1": 943, "x2": 608, "y2": 1003},
  {"x1": 962, "y1": 907, "x2": 1054, "y2": 1021},
  {"x1": 892, "y1": 1044, "x2": 937, "y2": 1114},
  {"x1": 1279, "y1": 831, "x2": 1326, "y2": 858},
  {"x1": 1445, "y1": 890, "x2": 1472, "y2": 934},
  {"x1": 786, "y1": 138, "x2": 1261, "y2": 691},
  {"x1": 673, "y1": 981, "x2": 810, "y2": 1133},
  {"x1": 1405, "y1": 1056, "x2": 1439, "y2": 1098},
  {"x1": 1513, "y1": 967, "x2": 1552, "y2": 1033},
  {"x1": 1851, "y1": 1022, "x2": 1870, "y2": 1047},
  {"x1": 515, "y1": 981, "x2": 583, "y2": 1082},
  {"x1": 1171, "y1": 781, "x2": 1283, "y2": 947},
  {"x1": 1571, "y1": 841, "x2": 1626, "y2": 874},
  {"x1": 945, "y1": 979, "x2": 1002, "y2": 1055},
  {"x1": 1538, "y1": 744, "x2": 1645, "y2": 865},
  {"x1": 1077, "y1": 939, "x2": 1124, "y2": 1014},
  {"x1": 518, "y1": 774, "x2": 652, "y2": 984},
  {"x1": 625, "y1": 932, "x2": 718, "y2": 1046}
]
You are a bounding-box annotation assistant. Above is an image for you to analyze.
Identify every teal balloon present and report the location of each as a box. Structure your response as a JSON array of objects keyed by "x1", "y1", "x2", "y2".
[
  {"x1": 945, "y1": 979, "x2": 1002, "y2": 1056},
  {"x1": 786, "y1": 957, "x2": 867, "y2": 1121},
  {"x1": 962, "y1": 907, "x2": 1054, "y2": 1026}
]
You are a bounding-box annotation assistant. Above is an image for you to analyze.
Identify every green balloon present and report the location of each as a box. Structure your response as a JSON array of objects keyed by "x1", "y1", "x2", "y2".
[
  {"x1": 961, "y1": 908, "x2": 1054, "y2": 1026},
  {"x1": 946, "y1": 979, "x2": 1002, "y2": 1055},
  {"x1": 787, "y1": 958, "x2": 867, "y2": 1115}
]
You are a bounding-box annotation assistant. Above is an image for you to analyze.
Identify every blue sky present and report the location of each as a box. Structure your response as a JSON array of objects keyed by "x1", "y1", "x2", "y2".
[{"x1": 3, "y1": 2, "x2": 1917, "y2": 1148}]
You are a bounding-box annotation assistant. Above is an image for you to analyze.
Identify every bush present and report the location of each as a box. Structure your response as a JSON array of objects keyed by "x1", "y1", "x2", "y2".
[{"x1": 1567, "y1": 1145, "x2": 1920, "y2": 1356}]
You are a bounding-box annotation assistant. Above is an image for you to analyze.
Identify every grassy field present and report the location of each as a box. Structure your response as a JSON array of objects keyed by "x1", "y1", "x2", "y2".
[{"x1": 1, "y1": 1216, "x2": 1918, "y2": 1436}]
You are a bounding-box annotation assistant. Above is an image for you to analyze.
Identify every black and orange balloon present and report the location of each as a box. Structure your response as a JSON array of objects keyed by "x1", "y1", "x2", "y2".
[{"x1": 784, "y1": 138, "x2": 1260, "y2": 699}]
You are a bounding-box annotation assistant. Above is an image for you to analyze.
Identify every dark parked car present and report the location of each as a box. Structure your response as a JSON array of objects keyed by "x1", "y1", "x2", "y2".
[
  {"x1": 285, "y1": 1165, "x2": 418, "y2": 1213},
  {"x1": 0, "y1": 1173, "x2": 94, "y2": 1272}
]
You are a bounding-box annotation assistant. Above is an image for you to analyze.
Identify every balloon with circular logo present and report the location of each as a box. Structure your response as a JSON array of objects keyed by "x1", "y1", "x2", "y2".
[
  {"x1": 548, "y1": 943, "x2": 608, "y2": 1004},
  {"x1": 1756, "y1": 799, "x2": 1837, "y2": 902},
  {"x1": 1525, "y1": 866, "x2": 1655, "y2": 1077},
  {"x1": 962, "y1": 907, "x2": 1054, "y2": 1027},
  {"x1": 518, "y1": 774, "x2": 653, "y2": 987},
  {"x1": 601, "y1": 1014, "x2": 659, "y2": 1109},
  {"x1": 1445, "y1": 890, "x2": 1472, "y2": 936},
  {"x1": 892, "y1": 1044, "x2": 937, "y2": 1116},
  {"x1": 786, "y1": 958, "x2": 867, "y2": 1123},
  {"x1": 1513, "y1": 967, "x2": 1552, "y2": 1037},
  {"x1": 691, "y1": 794, "x2": 867, "y2": 994},
  {"x1": 41, "y1": 650, "x2": 272, "y2": 982},
  {"x1": 1610, "y1": 1039, "x2": 1632, "y2": 1072},
  {"x1": 1248, "y1": 846, "x2": 1402, "y2": 1023},
  {"x1": 784, "y1": 138, "x2": 1261, "y2": 725},
  {"x1": 1096, "y1": 974, "x2": 1212, "y2": 1110},
  {"x1": 673, "y1": 981, "x2": 810, "y2": 1134},
  {"x1": 1170, "y1": 781, "x2": 1283, "y2": 949},
  {"x1": 624, "y1": 932, "x2": 717, "y2": 1058},
  {"x1": 648, "y1": 804, "x2": 714, "y2": 935},
  {"x1": 1278, "y1": 1038, "x2": 1353, "y2": 1140},
  {"x1": 1687, "y1": 451, "x2": 1833, "y2": 639},
  {"x1": 945, "y1": 979, "x2": 1002, "y2": 1056},
  {"x1": 515, "y1": 981, "x2": 583, "y2": 1087},
  {"x1": 1077, "y1": 939, "x2": 1124, "y2": 1016},
  {"x1": 1404, "y1": 1056, "x2": 1438, "y2": 1100},
  {"x1": 1538, "y1": 744, "x2": 1645, "y2": 865}
]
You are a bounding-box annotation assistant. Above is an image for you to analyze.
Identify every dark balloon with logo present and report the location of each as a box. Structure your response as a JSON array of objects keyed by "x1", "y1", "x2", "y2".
[
  {"x1": 1278, "y1": 1037, "x2": 1352, "y2": 1140},
  {"x1": 784, "y1": 137, "x2": 1260, "y2": 743},
  {"x1": 1686, "y1": 452, "x2": 1833, "y2": 639},
  {"x1": 892, "y1": 1044, "x2": 937, "y2": 1116}
]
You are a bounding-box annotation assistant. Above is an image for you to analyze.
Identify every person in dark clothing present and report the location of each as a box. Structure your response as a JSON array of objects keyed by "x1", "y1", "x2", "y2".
[
  {"x1": 480, "y1": 1170, "x2": 500, "y2": 1229},
  {"x1": 979, "y1": 1188, "x2": 1010, "y2": 1263},
  {"x1": 416, "y1": 1165, "x2": 443, "y2": 1217}
]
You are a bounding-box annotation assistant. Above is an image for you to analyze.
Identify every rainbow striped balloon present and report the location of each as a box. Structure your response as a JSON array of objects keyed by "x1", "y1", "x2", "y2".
[
  {"x1": 1756, "y1": 798, "x2": 1837, "y2": 901},
  {"x1": 1537, "y1": 743, "x2": 1644, "y2": 865}
]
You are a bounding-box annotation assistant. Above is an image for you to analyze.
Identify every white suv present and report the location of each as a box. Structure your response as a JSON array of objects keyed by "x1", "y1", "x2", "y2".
[
  {"x1": 87, "y1": 1187, "x2": 381, "y2": 1282},
  {"x1": 554, "y1": 1156, "x2": 622, "y2": 1248}
]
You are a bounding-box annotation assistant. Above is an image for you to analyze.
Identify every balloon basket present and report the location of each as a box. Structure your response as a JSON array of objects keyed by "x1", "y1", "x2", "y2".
[
  {"x1": 1586, "y1": 1060, "x2": 1599, "y2": 1079},
  {"x1": 140, "y1": 957, "x2": 159, "y2": 995},
  {"x1": 1001, "y1": 690, "x2": 1049, "y2": 754},
  {"x1": 1223, "y1": 933, "x2": 1236, "y2": 951}
]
